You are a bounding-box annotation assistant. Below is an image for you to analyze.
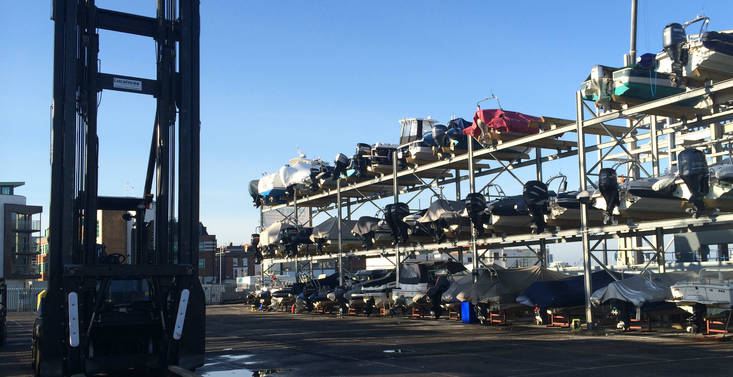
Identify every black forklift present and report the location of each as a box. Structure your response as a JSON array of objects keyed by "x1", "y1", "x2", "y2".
[{"x1": 33, "y1": 1, "x2": 205, "y2": 375}]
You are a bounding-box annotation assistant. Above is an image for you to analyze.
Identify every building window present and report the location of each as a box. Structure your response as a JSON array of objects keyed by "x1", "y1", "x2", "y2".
[
  {"x1": 1, "y1": 186, "x2": 11, "y2": 195},
  {"x1": 198, "y1": 258, "x2": 205, "y2": 269},
  {"x1": 233, "y1": 258, "x2": 238, "y2": 267}
]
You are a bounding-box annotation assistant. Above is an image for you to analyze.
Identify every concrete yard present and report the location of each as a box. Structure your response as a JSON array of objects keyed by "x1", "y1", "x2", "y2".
[{"x1": 3, "y1": 305, "x2": 733, "y2": 376}]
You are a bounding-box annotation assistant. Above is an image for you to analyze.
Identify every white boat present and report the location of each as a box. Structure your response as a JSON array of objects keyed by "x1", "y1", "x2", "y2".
[
  {"x1": 656, "y1": 17, "x2": 733, "y2": 85},
  {"x1": 257, "y1": 173, "x2": 287, "y2": 204},
  {"x1": 398, "y1": 117, "x2": 440, "y2": 166},
  {"x1": 670, "y1": 268, "x2": 733, "y2": 313},
  {"x1": 277, "y1": 155, "x2": 328, "y2": 193}
]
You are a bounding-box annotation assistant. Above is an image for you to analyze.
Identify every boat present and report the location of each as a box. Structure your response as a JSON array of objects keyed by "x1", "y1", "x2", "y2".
[
  {"x1": 309, "y1": 217, "x2": 361, "y2": 254},
  {"x1": 391, "y1": 260, "x2": 466, "y2": 306},
  {"x1": 488, "y1": 180, "x2": 556, "y2": 234},
  {"x1": 383, "y1": 203, "x2": 411, "y2": 245},
  {"x1": 580, "y1": 58, "x2": 691, "y2": 111},
  {"x1": 487, "y1": 194, "x2": 531, "y2": 235},
  {"x1": 464, "y1": 108, "x2": 541, "y2": 145},
  {"x1": 403, "y1": 209, "x2": 436, "y2": 244},
  {"x1": 587, "y1": 149, "x2": 733, "y2": 222},
  {"x1": 547, "y1": 190, "x2": 605, "y2": 229},
  {"x1": 475, "y1": 267, "x2": 569, "y2": 321},
  {"x1": 277, "y1": 223, "x2": 313, "y2": 258},
  {"x1": 351, "y1": 216, "x2": 392, "y2": 249},
  {"x1": 248, "y1": 179, "x2": 263, "y2": 207},
  {"x1": 398, "y1": 117, "x2": 440, "y2": 166},
  {"x1": 315, "y1": 153, "x2": 350, "y2": 190},
  {"x1": 517, "y1": 270, "x2": 625, "y2": 309},
  {"x1": 257, "y1": 172, "x2": 288, "y2": 205},
  {"x1": 416, "y1": 198, "x2": 471, "y2": 242},
  {"x1": 366, "y1": 143, "x2": 401, "y2": 175},
  {"x1": 592, "y1": 271, "x2": 697, "y2": 308},
  {"x1": 278, "y1": 155, "x2": 329, "y2": 196},
  {"x1": 258, "y1": 221, "x2": 291, "y2": 258},
  {"x1": 348, "y1": 270, "x2": 397, "y2": 311},
  {"x1": 656, "y1": 17, "x2": 733, "y2": 85},
  {"x1": 670, "y1": 268, "x2": 733, "y2": 312}
]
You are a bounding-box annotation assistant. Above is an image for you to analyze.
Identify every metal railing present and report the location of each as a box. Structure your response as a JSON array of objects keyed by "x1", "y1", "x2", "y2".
[{"x1": 5, "y1": 288, "x2": 45, "y2": 312}]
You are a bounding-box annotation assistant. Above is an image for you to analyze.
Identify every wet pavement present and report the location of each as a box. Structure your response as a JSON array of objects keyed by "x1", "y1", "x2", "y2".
[{"x1": 3, "y1": 306, "x2": 733, "y2": 376}]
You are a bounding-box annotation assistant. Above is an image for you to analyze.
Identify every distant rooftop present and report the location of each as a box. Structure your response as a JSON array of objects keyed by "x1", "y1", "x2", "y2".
[{"x1": 1, "y1": 181, "x2": 25, "y2": 195}]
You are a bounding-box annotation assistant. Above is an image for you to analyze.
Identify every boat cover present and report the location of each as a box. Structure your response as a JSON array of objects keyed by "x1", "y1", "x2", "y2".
[
  {"x1": 351, "y1": 216, "x2": 388, "y2": 236},
  {"x1": 258, "y1": 172, "x2": 286, "y2": 195},
  {"x1": 516, "y1": 270, "x2": 625, "y2": 308},
  {"x1": 259, "y1": 221, "x2": 291, "y2": 247},
  {"x1": 590, "y1": 271, "x2": 697, "y2": 307},
  {"x1": 464, "y1": 109, "x2": 541, "y2": 138},
  {"x1": 417, "y1": 199, "x2": 466, "y2": 223},
  {"x1": 702, "y1": 31, "x2": 733, "y2": 56},
  {"x1": 448, "y1": 267, "x2": 568, "y2": 305},
  {"x1": 488, "y1": 195, "x2": 528, "y2": 216},
  {"x1": 555, "y1": 191, "x2": 580, "y2": 209},
  {"x1": 399, "y1": 261, "x2": 466, "y2": 285},
  {"x1": 292, "y1": 272, "x2": 340, "y2": 295},
  {"x1": 477, "y1": 266, "x2": 568, "y2": 303},
  {"x1": 310, "y1": 217, "x2": 360, "y2": 242},
  {"x1": 278, "y1": 161, "x2": 318, "y2": 188}
]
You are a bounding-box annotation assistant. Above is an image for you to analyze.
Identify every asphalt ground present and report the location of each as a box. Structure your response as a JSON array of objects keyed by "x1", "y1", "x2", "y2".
[{"x1": 2, "y1": 305, "x2": 733, "y2": 376}]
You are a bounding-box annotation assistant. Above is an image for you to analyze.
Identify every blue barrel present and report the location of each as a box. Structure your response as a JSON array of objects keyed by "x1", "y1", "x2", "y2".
[{"x1": 461, "y1": 302, "x2": 477, "y2": 323}]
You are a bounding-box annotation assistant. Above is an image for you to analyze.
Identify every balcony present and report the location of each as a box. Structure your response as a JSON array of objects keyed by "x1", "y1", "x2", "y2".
[{"x1": 10, "y1": 219, "x2": 41, "y2": 232}]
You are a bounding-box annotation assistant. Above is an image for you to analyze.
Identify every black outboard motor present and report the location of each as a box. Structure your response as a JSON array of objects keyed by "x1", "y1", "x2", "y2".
[
  {"x1": 465, "y1": 193, "x2": 488, "y2": 236},
  {"x1": 678, "y1": 148, "x2": 709, "y2": 217},
  {"x1": 249, "y1": 179, "x2": 262, "y2": 207},
  {"x1": 279, "y1": 225, "x2": 301, "y2": 257},
  {"x1": 384, "y1": 203, "x2": 410, "y2": 245},
  {"x1": 523, "y1": 180, "x2": 549, "y2": 233},
  {"x1": 247, "y1": 234, "x2": 262, "y2": 264},
  {"x1": 308, "y1": 167, "x2": 322, "y2": 192},
  {"x1": 333, "y1": 153, "x2": 349, "y2": 178},
  {"x1": 663, "y1": 22, "x2": 688, "y2": 86},
  {"x1": 598, "y1": 168, "x2": 620, "y2": 222}
]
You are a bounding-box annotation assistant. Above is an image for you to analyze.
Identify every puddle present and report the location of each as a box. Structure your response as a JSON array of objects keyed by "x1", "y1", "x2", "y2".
[
  {"x1": 199, "y1": 353, "x2": 290, "y2": 377},
  {"x1": 382, "y1": 348, "x2": 413, "y2": 354}
]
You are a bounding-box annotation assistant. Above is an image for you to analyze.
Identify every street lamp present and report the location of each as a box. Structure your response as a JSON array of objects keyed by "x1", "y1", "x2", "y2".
[{"x1": 216, "y1": 249, "x2": 230, "y2": 285}]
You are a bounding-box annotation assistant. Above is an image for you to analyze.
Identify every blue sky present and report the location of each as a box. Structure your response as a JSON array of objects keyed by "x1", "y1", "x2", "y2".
[{"x1": 2, "y1": 1, "x2": 731, "y2": 264}]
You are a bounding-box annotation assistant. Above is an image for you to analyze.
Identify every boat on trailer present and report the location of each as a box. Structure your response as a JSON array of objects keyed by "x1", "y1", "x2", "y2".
[{"x1": 670, "y1": 269, "x2": 733, "y2": 313}]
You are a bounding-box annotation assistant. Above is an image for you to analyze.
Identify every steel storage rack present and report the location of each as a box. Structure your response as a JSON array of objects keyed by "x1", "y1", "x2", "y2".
[
  {"x1": 256, "y1": 0, "x2": 733, "y2": 326},
  {"x1": 257, "y1": 75, "x2": 733, "y2": 326}
]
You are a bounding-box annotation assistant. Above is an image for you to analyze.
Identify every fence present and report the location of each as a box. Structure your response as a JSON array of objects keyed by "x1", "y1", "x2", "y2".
[
  {"x1": 4, "y1": 286, "x2": 242, "y2": 311},
  {"x1": 6, "y1": 288, "x2": 45, "y2": 312}
]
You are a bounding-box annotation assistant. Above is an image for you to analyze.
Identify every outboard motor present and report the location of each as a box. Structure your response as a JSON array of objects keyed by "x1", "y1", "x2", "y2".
[
  {"x1": 308, "y1": 167, "x2": 322, "y2": 192},
  {"x1": 333, "y1": 153, "x2": 349, "y2": 178},
  {"x1": 424, "y1": 124, "x2": 448, "y2": 148},
  {"x1": 523, "y1": 181, "x2": 550, "y2": 233},
  {"x1": 465, "y1": 193, "x2": 488, "y2": 236},
  {"x1": 663, "y1": 22, "x2": 688, "y2": 86},
  {"x1": 247, "y1": 234, "x2": 262, "y2": 264},
  {"x1": 678, "y1": 148, "x2": 709, "y2": 217},
  {"x1": 384, "y1": 203, "x2": 410, "y2": 244},
  {"x1": 279, "y1": 225, "x2": 301, "y2": 257},
  {"x1": 589, "y1": 65, "x2": 614, "y2": 111},
  {"x1": 249, "y1": 179, "x2": 262, "y2": 207},
  {"x1": 598, "y1": 168, "x2": 620, "y2": 222}
]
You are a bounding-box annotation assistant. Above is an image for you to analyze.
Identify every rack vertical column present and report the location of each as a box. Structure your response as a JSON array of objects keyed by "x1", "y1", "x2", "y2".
[{"x1": 576, "y1": 91, "x2": 594, "y2": 326}]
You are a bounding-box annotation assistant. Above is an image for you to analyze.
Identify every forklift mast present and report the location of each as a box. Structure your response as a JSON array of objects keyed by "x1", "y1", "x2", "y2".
[{"x1": 42, "y1": 0, "x2": 204, "y2": 375}]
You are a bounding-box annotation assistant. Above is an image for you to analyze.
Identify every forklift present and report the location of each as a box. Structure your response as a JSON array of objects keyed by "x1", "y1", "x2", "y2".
[{"x1": 33, "y1": 1, "x2": 205, "y2": 375}]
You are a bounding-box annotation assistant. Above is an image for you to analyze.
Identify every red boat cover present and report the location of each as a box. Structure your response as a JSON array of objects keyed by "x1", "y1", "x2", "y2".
[{"x1": 464, "y1": 109, "x2": 542, "y2": 137}]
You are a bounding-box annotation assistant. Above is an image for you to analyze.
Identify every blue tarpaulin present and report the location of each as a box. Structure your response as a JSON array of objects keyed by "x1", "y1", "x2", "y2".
[{"x1": 516, "y1": 270, "x2": 624, "y2": 308}]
